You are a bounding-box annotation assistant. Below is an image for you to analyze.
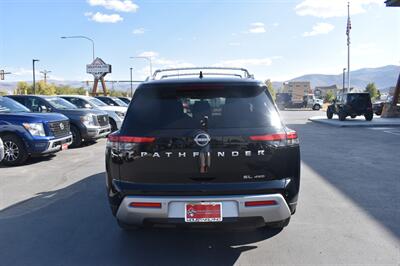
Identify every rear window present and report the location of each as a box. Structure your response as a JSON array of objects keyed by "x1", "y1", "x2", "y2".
[
  {"x1": 346, "y1": 94, "x2": 371, "y2": 104},
  {"x1": 123, "y1": 83, "x2": 281, "y2": 133}
]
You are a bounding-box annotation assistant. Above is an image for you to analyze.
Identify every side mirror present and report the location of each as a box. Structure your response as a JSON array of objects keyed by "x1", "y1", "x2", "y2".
[{"x1": 84, "y1": 103, "x2": 92, "y2": 109}]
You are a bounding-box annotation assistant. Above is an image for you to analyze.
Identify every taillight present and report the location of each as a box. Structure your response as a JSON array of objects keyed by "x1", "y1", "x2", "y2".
[
  {"x1": 107, "y1": 134, "x2": 155, "y2": 150},
  {"x1": 249, "y1": 130, "x2": 299, "y2": 146}
]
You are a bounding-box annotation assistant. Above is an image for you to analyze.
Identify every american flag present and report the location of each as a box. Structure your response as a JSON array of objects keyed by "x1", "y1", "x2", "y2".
[{"x1": 346, "y1": 16, "x2": 352, "y2": 36}]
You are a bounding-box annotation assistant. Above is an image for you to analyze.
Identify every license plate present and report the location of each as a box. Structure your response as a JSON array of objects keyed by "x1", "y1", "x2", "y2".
[
  {"x1": 61, "y1": 143, "x2": 69, "y2": 150},
  {"x1": 185, "y1": 202, "x2": 222, "y2": 222}
]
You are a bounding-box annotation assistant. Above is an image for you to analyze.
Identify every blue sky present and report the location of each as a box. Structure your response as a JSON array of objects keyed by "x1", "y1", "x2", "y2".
[{"x1": 0, "y1": 0, "x2": 399, "y2": 83}]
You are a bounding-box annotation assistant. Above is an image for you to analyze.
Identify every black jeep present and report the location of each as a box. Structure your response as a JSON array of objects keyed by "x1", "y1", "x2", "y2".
[
  {"x1": 327, "y1": 92, "x2": 373, "y2": 121},
  {"x1": 106, "y1": 67, "x2": 300, "y2": 230}
]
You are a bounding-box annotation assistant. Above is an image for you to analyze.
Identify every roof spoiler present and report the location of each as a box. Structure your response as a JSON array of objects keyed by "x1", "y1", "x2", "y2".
[{"x1": 150, "y1": 67, "x2": 254, "y2": 80}]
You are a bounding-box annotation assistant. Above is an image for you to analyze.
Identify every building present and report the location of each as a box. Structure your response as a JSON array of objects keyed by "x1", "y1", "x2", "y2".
[
  {"x1": 314, "y1": 85, "x2": 339, "y2": 99},
  {"x1": 282, "y1": 81, "x2": 312, "y2": 94}
]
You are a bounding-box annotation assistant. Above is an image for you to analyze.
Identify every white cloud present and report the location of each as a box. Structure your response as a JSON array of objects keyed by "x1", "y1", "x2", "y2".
[
  {"x1": 138, "y1": 51, "x2": 158, "y2": 58},
  {"x1": 87, "y1": 0, "x2": 138, "y2": 12},
  {"x1": 272, "y1": 22, "x2": 279, "y2": 27},
  {"x1": 249, "y1": 22, "x2": 266, "y2": 34},
  {"x1": 303, "y1": 22, "x2": 334, "y2": 37},
  {"x1": 132, "y1": 28, "x2": 145, "y2": 34},
  {"x1": 85, "y1": 12, "x2": 123, "y2": 23},
  {"x1": 214, "y1": 58, "x2": 272, "y2": 68},
  {"x1": 295, "y1": 0, "x2": 382, "y2": 18}
]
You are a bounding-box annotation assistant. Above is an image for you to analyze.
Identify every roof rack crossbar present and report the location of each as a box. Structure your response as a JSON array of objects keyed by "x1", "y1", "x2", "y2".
[
  {"x1": 160, "y1": 72, "x2": 244, "y2": 79},
  {"x1": 152, "y1": 67, "x2": 253, "y2": 80}
]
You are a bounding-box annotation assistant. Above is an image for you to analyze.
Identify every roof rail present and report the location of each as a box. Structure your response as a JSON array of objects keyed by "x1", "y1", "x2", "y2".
[{"x1": 151, "y1": 67, "x2": 253, "y2": 80}]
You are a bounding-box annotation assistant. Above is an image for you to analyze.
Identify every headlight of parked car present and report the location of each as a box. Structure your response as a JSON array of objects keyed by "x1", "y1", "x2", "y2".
[
  {"x1": 115, "y1": 111, "x2": 125, "y2": 118},
  {"x1": 23, "y1": 123, "x2": 46, "y2": 136},
  {"x1": 80, "y1": 114, "x2": 96, "y2": 127}
]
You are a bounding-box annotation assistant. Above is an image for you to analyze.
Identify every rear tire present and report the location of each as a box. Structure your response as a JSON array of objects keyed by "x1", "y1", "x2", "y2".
[
  {"x1": 365, "y1": 112, "x2": 373, "y2": 121},
  {"x1": 338, "y1": 110, "x2": 346, "y2": 121},
  {"x1": 351, "y1": 115, "x2": 356, "y2": 119},
  {"x1": 326, "y1": 108, "x2": 333, "y2": 119},
  {"x1": 70, "y1": 125, "x2": 82, "y2": 148},
  {"x1": 1, "y1": 134, "x2": 29, "y2": 166}
]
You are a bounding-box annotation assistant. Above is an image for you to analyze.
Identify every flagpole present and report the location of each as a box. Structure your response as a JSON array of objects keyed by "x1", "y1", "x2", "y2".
[{"x1": 347, "y1": 1, "x2": 351, "y2": 93}]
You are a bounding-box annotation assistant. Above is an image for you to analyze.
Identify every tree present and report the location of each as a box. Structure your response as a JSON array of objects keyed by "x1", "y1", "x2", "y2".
[
  {"x1": 365, "y1": 82, "x2": 379, "y2": 100},
  {"x1": 16, "y1": 81, "x2": 32, "y2": 95},
  {"x1": 325, "y1": 90, "x2": 335, "y2": 103},
  {"x1": 264, "y1": 79, "x2": 276, "y2": 101},
  {"x1": 35, "y1": 81, "x2": 56, "y2": 95}
]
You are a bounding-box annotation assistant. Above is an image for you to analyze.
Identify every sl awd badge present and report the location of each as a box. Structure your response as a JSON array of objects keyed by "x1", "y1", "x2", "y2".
[{"x1": 194, "y1": 132, "x2": 210, "y2": 147}]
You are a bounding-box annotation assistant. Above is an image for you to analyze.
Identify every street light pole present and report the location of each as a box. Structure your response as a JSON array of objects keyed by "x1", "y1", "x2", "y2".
[
  {"x1": 60, "y1": 36, "x2": 95, "y2": 61},
  {"x1": 32, "y1": 59, "x2": 39, "y2": 94},
  {"x1": 130, "y1": 67, "x2": 133, "y2": 97},
  {"x1": 342, "y1": 68, "x2": 346, "y2": 93},
  {"x1": 130, "y1": 56, "x2": 152, "y2": 77}
]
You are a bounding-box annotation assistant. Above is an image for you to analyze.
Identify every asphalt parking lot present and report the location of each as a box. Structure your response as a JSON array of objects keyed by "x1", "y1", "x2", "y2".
[{"x1": 0, "y1": 110, "x2": 399, "y2": 266}]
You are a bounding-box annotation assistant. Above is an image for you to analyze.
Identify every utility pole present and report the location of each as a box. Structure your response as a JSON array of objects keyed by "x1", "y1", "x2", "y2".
[
  {"x1": 40, "y1": 70, "x2": 51, "y2": 84},
  {"x1": 346, "y1": 2, "x2": 351, "y2": 92},
  {"x1": 32, "y1": 59, "x2": 40, "y2": 94},
  {"x1": 130, "y1": 67, "x2": 133, "y2": 97},
  {"x1": 342, "y1": 68, "x2": 346, "y2": 93}
]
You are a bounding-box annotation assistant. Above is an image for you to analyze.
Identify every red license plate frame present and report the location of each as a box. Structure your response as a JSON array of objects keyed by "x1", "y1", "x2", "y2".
[{"x1": 185, "y1": 202, "x2": 222, "y2": 223}]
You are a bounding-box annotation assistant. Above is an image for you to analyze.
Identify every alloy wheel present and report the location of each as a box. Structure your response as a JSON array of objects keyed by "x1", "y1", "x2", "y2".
[{"x1": 4, "y1": 141, "x2": 20, "y2": 162}]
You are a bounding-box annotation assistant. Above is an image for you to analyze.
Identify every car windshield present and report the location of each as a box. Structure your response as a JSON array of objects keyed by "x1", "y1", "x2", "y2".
[
  {"x1": 45, "y1": 97, "x2": 78, "y2": 110},
  {"x1": 0, "y1": 97, "x2": 30, "y2": 113},
  {"x1": 89, "y1": 97, "x2": 107, "y2": 107},
  {"x1": 124, "y1": 83, "x2": 281, "y2": 134},
  {"x1": 112, "y1": 98, "x2": 128, "y2": 107}
]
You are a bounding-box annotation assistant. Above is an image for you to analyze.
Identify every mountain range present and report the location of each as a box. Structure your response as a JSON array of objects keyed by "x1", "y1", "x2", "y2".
[
  {"x1": 1, "y1": 65, "x2": 398, "y2": 94},
  {"x1": 275, "y1": 65, "x2": 399, "y2": 92}
]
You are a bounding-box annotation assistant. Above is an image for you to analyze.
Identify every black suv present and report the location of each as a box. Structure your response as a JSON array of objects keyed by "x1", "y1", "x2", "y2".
[
  {"x1": 106, "y1": 67, "x2": 300, "y2": 230},
  {"x1": 327, "y1": 92, "x2": 373, "y2": 121}
]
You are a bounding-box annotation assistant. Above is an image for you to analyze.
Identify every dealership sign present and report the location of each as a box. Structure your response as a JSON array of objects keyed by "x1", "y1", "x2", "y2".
[{"x1": 86, "y1": 57, "x2": 111, "y2": 79}]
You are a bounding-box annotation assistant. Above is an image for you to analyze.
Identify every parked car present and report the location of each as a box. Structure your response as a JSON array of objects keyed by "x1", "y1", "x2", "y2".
[
  {"x1": 276, "y1": 93, "x2": 323, "y2": 110},
  {"x1": 0, "y1": 137, "x2": 4, "y2": 163},
  {"x1": 327, "y1": 92, "x2": 373, "y2": 121},
  {"x1": 6, "y1": 95, "x2": 111, "y2": 147},
  {"x1": 106, "y1": 67, "x2": 300, "y2": 230},
  {"x1": 117, "y1": 97, "x2": 131, "y2": 105},
  {"x1": 95, "y1": 96, "x2": 129, "y2": 107},
  {"x1": 0, "y1": 96, "x2": 72, "y2": 166},
  {"x1": 60, "y1": 95, "x2": 127, "y2": 132},
  {"x1": 372, "y1": 101, "x2": 385, "y2": 116}
]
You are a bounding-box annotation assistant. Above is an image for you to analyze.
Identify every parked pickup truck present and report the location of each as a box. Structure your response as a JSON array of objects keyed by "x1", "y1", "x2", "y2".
[
  {"x1": 60, "y1": 95, "x2": 127, "y2": 132},
  {"x1": 6, "y1": 95, "x2": 111, "y2": 148},
  {"x1": 0, "y1": 96, "x2": 72, "y2": 166},
  {"x1": 276, "y1": 93, "x2": 323, "y2": 110}
]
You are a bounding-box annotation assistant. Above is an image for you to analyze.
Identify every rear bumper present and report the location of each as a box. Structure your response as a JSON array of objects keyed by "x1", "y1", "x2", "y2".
[{"x1": 116, "y1": 194, "x2": 292, "y2": 226}]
